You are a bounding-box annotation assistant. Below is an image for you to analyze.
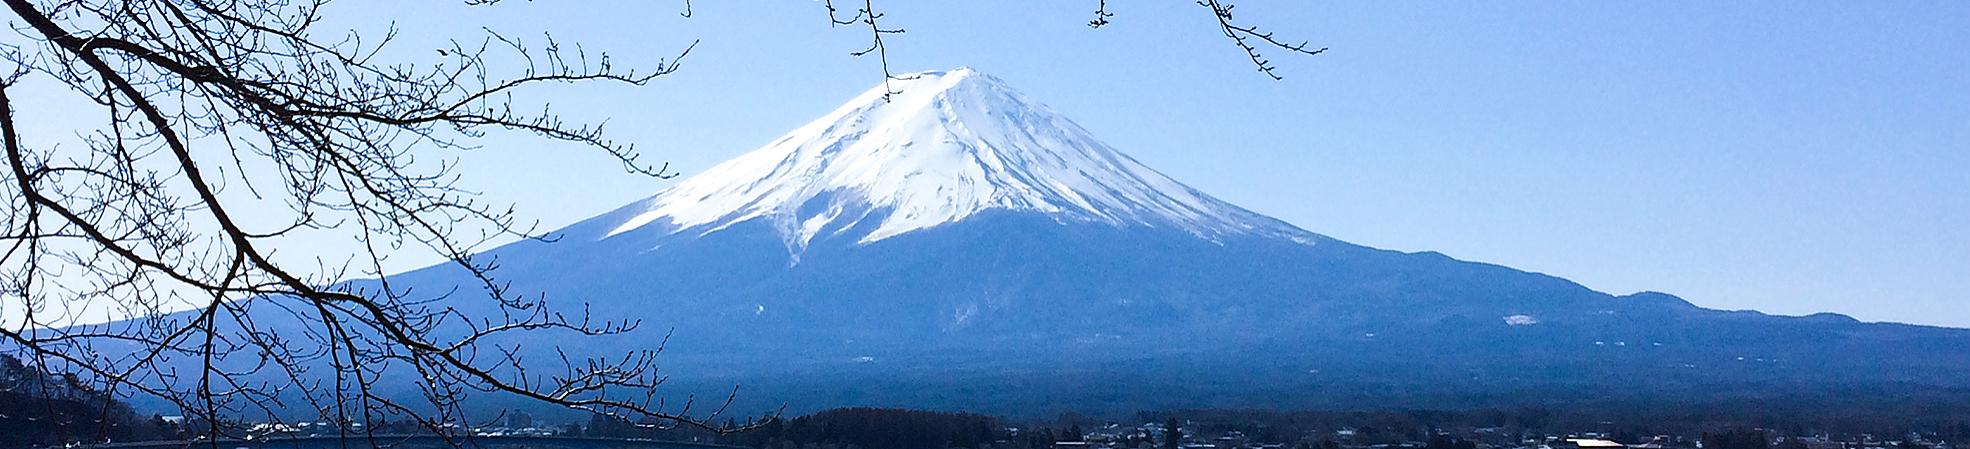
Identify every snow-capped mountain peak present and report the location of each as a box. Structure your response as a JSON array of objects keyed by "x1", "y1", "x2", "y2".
[{"x1": 604, "y1": 67, "x2": 1309, "y2": 249}]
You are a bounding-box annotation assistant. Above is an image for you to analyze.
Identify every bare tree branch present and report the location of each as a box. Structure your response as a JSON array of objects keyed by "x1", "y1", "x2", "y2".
[
  {"x1": 1197, "y1": 0, "x2": 1329, "y2": 80},
  {"x1": 0, "y1": 0, "x2": 760, "y2": 442},
  {"x1": 824, "y1": 0, "x2": 907, "y2": 101},
  {"x1": 1090, "y1": 0, "x2": 1113, "y2": 28},
  {"x1": 822, "y1": 0, "x2": 1325, "y2": 97}
]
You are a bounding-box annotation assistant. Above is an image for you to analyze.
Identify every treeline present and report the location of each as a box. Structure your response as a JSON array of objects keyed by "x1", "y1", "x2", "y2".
[
  {"x1": 1141, "y1": 408, "x2": 1561, "y2": 445},
  {"x1": 581, "y1": 412, "x2": 718, "y2": 441},
  {"x1": 1143, "y1": 404, "x2": 1970, "y2": 444},
  {"x1": 1702, "y1": 429, "x2": 1772, "y2": 449},
  {"x1": 714, "y1": 404, "x2": 1970, "y2": 449},
  {"x1": 726, "y1": 407, "x2": 1005, "y2": 449},
  {"x1": 1, "y1": 354, "x2": 181, "y2": 447}
]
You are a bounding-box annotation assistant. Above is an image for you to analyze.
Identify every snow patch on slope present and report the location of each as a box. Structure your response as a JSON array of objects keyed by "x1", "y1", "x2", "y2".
[{"x1": 604, "y1": 67, "x2": 1311, "y2": 250}]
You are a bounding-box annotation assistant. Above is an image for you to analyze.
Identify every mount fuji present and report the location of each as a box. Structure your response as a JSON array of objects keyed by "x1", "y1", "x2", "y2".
[
  {"x1": 602, "y1": 67, "x2": 1312, "y2": 251},
  {"x1": 269, "y1": 68, "x2": 1970, "y2": 414}
]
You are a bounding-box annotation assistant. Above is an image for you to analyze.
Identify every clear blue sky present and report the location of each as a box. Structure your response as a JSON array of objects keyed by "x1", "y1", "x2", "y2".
[{"x1": 227, "y1": 2, "x2": 1970, "y2": 326}]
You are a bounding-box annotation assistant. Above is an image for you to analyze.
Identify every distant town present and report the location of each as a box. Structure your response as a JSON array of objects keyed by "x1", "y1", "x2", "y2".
[
  {"x1": 72, "y1": 407, "x2": 1959, "y2": 449},
  {"x1": 10, "y1": 352, "x2": 1969, "y2": 449}
]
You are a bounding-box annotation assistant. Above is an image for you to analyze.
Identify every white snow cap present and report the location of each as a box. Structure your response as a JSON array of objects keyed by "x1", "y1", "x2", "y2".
[{"x1": 605, "y1": 67, "x2": 1313, "y2": 249}]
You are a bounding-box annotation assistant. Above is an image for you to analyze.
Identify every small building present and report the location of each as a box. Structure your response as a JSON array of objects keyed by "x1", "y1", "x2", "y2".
[
  {"x1": 1562, "y1": 439, "x2": 1627, "y2": 449},
  {"x1": 1057, "y1": 441, "x2": 1096, "y2": 449}
]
